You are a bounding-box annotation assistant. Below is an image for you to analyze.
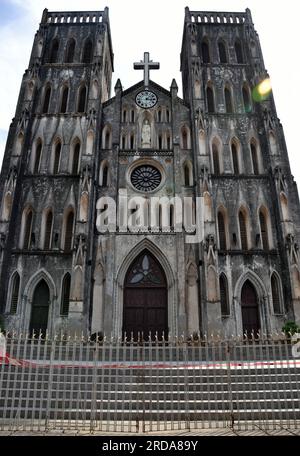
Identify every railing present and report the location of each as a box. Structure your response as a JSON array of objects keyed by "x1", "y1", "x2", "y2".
[
  {"x1": 44, "y1": 11, "x2": 104, "y2": 24},
  {"x1": 0, "y1": 332, "x2": 299, "y2": 433},
  {"x1": 189, "y1": 12, "x2": 246, "y2": 24}
]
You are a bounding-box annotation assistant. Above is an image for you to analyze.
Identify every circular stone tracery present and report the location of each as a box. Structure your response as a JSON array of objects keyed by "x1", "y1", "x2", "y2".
[{"x1": 131, "y1": 165, "x2": 162, "y2": 192}]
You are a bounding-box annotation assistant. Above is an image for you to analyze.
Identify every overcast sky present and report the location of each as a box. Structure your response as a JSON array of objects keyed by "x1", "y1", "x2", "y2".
[{"x1": 0, "y1": 0, "x2": 299, "y2": 186}]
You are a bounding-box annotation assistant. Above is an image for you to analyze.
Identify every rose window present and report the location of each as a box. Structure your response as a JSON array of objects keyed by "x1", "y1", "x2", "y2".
[{"x1": 130, "y1": 165, "x2": 161, "y2": 192}]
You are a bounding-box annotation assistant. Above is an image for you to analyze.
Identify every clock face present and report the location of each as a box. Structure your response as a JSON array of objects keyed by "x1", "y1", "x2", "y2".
[{"x1": 135, "y1": 90, "x2": 158, "y2": 108}]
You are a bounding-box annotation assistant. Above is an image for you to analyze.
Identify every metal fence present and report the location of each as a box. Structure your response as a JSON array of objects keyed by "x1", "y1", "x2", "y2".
[{"x1": 0, "y1": 331, "x2": 300, "y2": 433}]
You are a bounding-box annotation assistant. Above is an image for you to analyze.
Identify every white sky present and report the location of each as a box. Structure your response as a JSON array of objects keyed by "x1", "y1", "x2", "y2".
[{"x1": 0, "y1": 0, "x2": 299, "y2": 187}]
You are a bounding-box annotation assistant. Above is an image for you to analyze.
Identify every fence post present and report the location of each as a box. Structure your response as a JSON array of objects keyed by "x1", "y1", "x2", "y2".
[
  {"x1": 45, "y1": 335, "x2": 55, "y2": 431},
  {"x1": 226, "y1": 339, "x2": 234, "y2": 428}
]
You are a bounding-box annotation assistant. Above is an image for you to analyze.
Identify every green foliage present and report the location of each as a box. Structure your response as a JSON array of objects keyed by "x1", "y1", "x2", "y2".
[{"x1": 282, "y1": 321, "x2": 300, "y2": 336}]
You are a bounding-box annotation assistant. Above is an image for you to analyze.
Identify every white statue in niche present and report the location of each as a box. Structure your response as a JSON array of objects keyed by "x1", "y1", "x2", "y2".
[{"x1": 141, "y1": 119, "x2": 151, "y2": 148}]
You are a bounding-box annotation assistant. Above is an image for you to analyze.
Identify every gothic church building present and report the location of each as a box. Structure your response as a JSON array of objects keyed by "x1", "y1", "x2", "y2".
[{"x1": 1, "y1": 7, "x2": 300, "y2": 338}]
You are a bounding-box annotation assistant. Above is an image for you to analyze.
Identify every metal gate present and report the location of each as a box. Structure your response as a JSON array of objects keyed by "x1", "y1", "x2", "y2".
[{"x1": 0, "y1": 331, "x2": 300, "y2": 433}]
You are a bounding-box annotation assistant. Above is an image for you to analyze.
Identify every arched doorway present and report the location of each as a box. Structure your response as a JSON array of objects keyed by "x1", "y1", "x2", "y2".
[
  {"x1": 241, "y1": 280, "x2": 260, "y2": 335},
  {"x1": 29, "y1": 279, "x2": 50, "y2": 336},
  {"x1": 123, "y1": 250, "x2": 168, "y2": 340}
]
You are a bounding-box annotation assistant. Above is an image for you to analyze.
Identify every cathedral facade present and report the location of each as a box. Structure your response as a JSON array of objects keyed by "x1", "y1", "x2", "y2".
[{"x1": 1, "y1": 7, "x2": 300, "y2": 338}]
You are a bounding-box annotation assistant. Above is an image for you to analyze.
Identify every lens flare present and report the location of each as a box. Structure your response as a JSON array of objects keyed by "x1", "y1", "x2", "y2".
[{"x1": 252, "y1": 78, "x2": 272, "y2": 102}]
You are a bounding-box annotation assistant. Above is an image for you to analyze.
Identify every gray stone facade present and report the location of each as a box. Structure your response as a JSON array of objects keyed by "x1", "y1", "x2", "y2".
[{"x1": 0, "y1": 7, "x2": 300, "y2": 338}]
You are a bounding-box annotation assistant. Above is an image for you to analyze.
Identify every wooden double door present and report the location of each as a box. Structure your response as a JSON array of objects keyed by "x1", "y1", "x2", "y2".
[
  {"x1": 241, "y1": 280, "x2": 260, "y2": 335},
  {"x1": 123, "y1": 250, "x2": 168, "y2": 340},
  {"x1": 29, "y1": 279, "x2": 50, "y2": 336}
]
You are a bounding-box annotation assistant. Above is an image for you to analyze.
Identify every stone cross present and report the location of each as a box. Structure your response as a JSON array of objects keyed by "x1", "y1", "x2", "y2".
[{"x1": 134, "y1": 52, "x2": 160, "y2": 88}]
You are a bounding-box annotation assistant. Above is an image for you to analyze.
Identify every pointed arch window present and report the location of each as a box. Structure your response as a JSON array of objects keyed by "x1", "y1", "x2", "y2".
[
  {"x1": 72, "y1": 142, "x2": 80, "y2": 174},
  {"x1": 158, "y1": 134, "x2": 163, "y2": 150},
  {"x1": 225, "y1": 87, "x2": 233, "y2": 113},
  {"x1": 42, "y1": 86, "x2": 51, "y2": 114},
  {"x1": 61, "y1": 273, "x2": 71, "y2": 316},
  {"x1": 212, "y1": 143, "x2": 220, "y2": 175},
  {"x1": 130, "y1": 134, "x2": 134, "y2": 150},
  {"x1": 218, "y1": 41, "x2": 227, "y2": 63},
  {"x1": 64, "y1": 211, "x2": 74, "y2": 252},
  {"x1": 201, "y1": 40, "x2": 210, "y2": 63},
  {"x1": 207, "y1": 86, "x2": 215, "y2": 113},
  {"x1": 60, "y1": 86, "x2": 69, "y2": 113},
  {"x1": 123, "y1": 109, "x2": 127, "y2": 123},
  {"x1": 242, "y1": 86, "x2": 251, "y2": 112},
  {"x1": 271, "y1": 273, "x2": 282, "y2": 314},
  {"x1": 49, "y1": 38, "x2": 59, "y2": 63},
  {"x1": 10, "y1": 272, "x2": 20, "y2": 314},
  {"x1": 77, "y1": 86, "x2": 87, "y2": 113},
  {"x1": 231, "y1": 142, "x2": 239, "y2": 174},
  {"x1": 217, "y1": 211, "x2": 227, "y2": 250},
  {"x1": 65, "y1": 38, "x2": 75, "y2": 63},
  {"x1": 33, "y1": 141, "x2": 42, "y2": 173},
  {"x1": 102, "y1": 163, "x2": 109, "y2": 187},
  {"x1": 23, "y1": 209, "x2": 33, "y2": 249},
  {"x1": 251, "y1": 142, "x2": 259, "y2": 175},
  {"x1": 220, "y1": 274, "x2": 230, "y2": 316},
  {"x1": 53, "y1": 142, "x2": 61, "y2": 174},
  {"x1": 235, "y1": 40, "x2": 244, "y2": 63},
  {"x1": 82, "y1": 39, "x2": 93, "y2": 63},
  {"x1": 131, "y1": 110, "x2": 135, "y2": 123},
  {"x1": 184, "y1": 164, "x2": 190, "y2": 186},
  {"x1": 239, "y1": 210, "x2": 248, "y2": 250},
  {"x1": 158, "y1": 109, "x2": 162, "y2": 122},
  {"x1": 259, "y1": 210, "x2": 269, "y2": 250},
  {"x1": 44, "y1": 211, "x2": 53, "y2": 250}
]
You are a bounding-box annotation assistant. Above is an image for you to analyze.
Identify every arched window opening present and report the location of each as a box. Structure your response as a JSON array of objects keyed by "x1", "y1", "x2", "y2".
[
  {"x1": 207, "y1": 86, "x2": 215, "y2": 113},
  {"x1": 72, "y1": 142, "x2": 80, "y2": 174},
  {"x1": 231, "y1": 142, "x2": 239, "y2": 174},
  {"x1": 61, "y1": 273, "x2": 71, "y2": 316},
  {"x1": 44, "y1": 211, "x2": 53, "y2": 250},
  {"x1": 239, "y1": 210, "x2": 248, "y2": 250},
  {"x1": 158, "y1": 134, "x2": 163, "y2": 150},
  {"x1": 225, "y1": 87, "x2": 233, "y2": 113},
  {"x1": 123, "y1": 109, "x2": 127, "y2": 123},
  {"x1": 82, "y1": 39, "x2": 93, "y2": 63},
  {"x1": 23, "y1": 210, "x2": 33, "y2": 249},
  {"x1": 102, "y1": 164, "x2": 108, "y2": 187},
  {"x1": 243, "y1": 86, "x2": 251, "y2": 112},
  {"x1": 166, "y1": 109, "x2": 170, "y2": 122},
  {"x1": 271, "y1": 274, "x2": 282, "y2": 314},
  {"x1": 131, "y1": 110, "x2": 135, "y2": 123},
  {"x1": 212, "y1": 143, "x2": 220, "y2": 175},
  {"x1": 10, "y1": 273, "x2": 20, "y2": 314},
  {"x1": 259, "y1": 210, "x2": 269, "y2": 250},
  {"x1": 64, "y1": 211, "x2": 74, "y2": 252},
  {"x1": 166, "y1": 135, "x2": 171, "y2": 150},
  {"x1": 220, "y1": 274, "x2": 230, "y2": 316},
  {"x1": 184, "y1": 164, "x2": 190, "y2": 186},
  {"x1": 49, "y1": 39, "x2": 59, "y2": 63},
  {"x1": 218, "y1": 211, "x2": 227, "y2": 250},
  {"x1": 33, "y1": 141, "x2": 42, "y2": 173},
  {"x1": 235, "y1": 40, "x2": 244, "y2": 63},
  {"x1": 60, "y1": 86, "x2": 69, "y2": 113},
  {"x1": 65, "y1": 38, "x2": 75, "y2": 63},
  {"x1": 251, "y1": 142, "x2": 259, "y2": 175},
  {"x1": 218, "y1": 41, "x2": 227, "y2": 63},
  {"x1": 77, "y1": 86, "x2": 87, "y2": 113},
  {"x1": 53, "y1": 142, "x2": 61, "y2": 174},
  {"x1": 201, "y1": 40, "x2": 210, "y2": 63},
  {"x1": 158, "y1": 109, "x2": 162, "y2": 122},
  {"x1": 130, "y1": 134, "x2": 134, "y2": 150},
  {"x1": 42, "y1": 86, "x2": 51, "y2": 114},
  {"x1": 122, "y1": 135, "x2": 126, "y2": 150}
]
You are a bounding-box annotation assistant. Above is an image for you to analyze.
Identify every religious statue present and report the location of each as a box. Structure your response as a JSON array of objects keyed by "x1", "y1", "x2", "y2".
[{"x1": 141, "y1": 119, "x2": 151, "y2": 148}]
